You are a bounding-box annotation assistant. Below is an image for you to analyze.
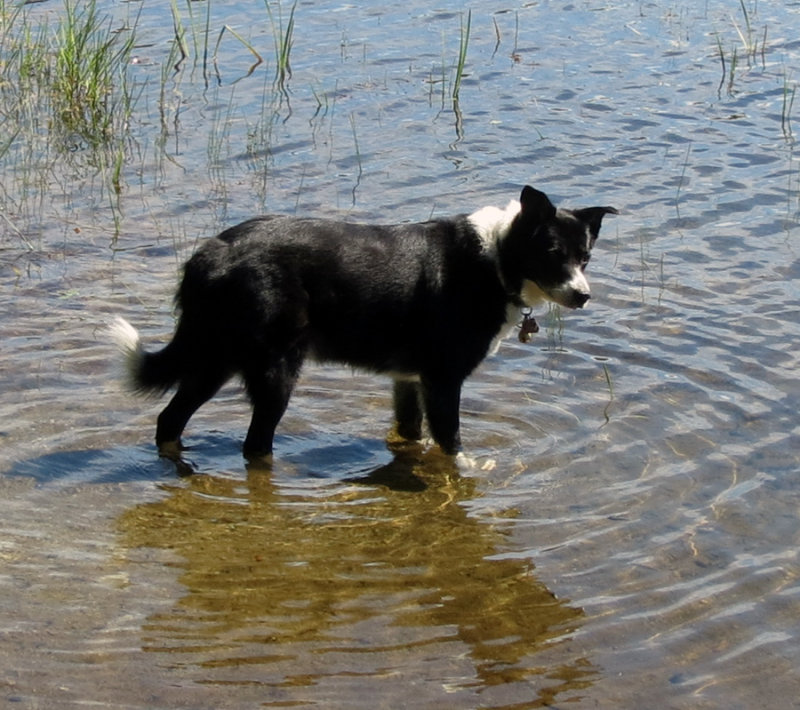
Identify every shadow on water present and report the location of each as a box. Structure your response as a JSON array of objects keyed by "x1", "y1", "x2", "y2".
[
  {"x1": 5, "y1": 436, "x2": 595, "y2": 705},
  {"x1": 128, "y1": 443, "x2": 592, "y2": 705},
  {"x1": 6, "y1": 443, "x2": 178, "y2": 486}
]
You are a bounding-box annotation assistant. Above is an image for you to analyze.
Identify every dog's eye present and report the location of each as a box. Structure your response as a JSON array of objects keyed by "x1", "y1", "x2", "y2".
[{"x1": 580, "y1": 256, "x2": 591, "y2": 271}]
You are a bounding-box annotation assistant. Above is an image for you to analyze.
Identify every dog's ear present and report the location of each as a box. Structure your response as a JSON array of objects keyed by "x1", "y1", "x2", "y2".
[
  {"x1": 519, "y1": 185, "x2": 556, "y2": 223},
  {"x1": 573, "y1": 206, "x2": 619, "y2": 243}
]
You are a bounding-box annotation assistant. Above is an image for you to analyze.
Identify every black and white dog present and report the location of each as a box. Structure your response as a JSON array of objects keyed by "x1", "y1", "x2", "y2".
[{"x1": 111, "y1": 186, "x2": 616, "y2": 458}]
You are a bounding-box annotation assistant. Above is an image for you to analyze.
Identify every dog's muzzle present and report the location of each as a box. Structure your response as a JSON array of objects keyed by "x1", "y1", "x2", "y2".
[
  {"x1": 572, "y1": 291, "x2": 591, "y2": 309},
  {"x1": 549, "y1": 288, "x2": 590, "y2": 309},
  {"x1": 549, "y1": 269, "x2": 591, "y2": 309}
]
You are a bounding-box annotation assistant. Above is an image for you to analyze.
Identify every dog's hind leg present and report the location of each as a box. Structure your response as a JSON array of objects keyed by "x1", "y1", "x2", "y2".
[
  {"x1": 420, "y1": 376, "x2": 463, "y2": 455},
  {"x1": 156, "y1": 367, "x2": 229, "y2": 456},
  {"x1": 392, "y1": 379, "x2": 423, "y2": 441},
  {"x1": 242, "y1": 348, "x2": 305, "y2": 458}
]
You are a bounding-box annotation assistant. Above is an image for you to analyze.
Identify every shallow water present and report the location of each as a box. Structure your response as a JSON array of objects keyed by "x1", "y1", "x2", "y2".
[{"x1": 2, "y1": 0, "x2": 800, "y2": 707}]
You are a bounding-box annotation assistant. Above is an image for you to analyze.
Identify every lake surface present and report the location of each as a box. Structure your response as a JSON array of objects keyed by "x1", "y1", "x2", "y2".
[{"x1": 2, "y1": 0, "x2": 799, "y2": 707}]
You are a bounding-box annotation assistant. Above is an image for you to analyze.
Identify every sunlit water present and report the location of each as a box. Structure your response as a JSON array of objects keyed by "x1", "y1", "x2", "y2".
[{"x1": 1, "y1": 0, "x2": 799, "y2": 707}]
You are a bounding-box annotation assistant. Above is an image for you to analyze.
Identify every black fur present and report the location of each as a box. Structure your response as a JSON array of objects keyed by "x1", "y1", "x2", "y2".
[{"x1": 115, "y1": 186, "x2": 616, "y2": 458}]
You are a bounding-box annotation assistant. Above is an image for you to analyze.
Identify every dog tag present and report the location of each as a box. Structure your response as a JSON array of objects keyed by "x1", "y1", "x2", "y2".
[{"x1": 518, "y1": 313, "x2": 539, "y2": 343}]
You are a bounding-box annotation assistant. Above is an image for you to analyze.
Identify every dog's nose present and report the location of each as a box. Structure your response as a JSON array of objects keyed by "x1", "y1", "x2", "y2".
[{"x1": 575, "y1": 292, "x2": 590, "y2": 308}]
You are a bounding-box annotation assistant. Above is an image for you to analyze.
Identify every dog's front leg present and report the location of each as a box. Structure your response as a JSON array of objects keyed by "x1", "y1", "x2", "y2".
[
  {"x1": 392, "y1": 378, "x2": 423, "y2": 441},
  {"x1": 420, "y1": 376, "x2": 463, "y2": 455}
]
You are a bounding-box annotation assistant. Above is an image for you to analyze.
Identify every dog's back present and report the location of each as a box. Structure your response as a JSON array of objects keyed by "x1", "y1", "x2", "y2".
[{"x1": 179, "y1": 215, "x2": 507, "y2": 375}]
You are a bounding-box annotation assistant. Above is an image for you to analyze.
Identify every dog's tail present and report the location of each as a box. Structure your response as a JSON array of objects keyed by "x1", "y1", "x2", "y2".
[{"x1": 109, "y1": 317, "x2": 182, "y2": 396}]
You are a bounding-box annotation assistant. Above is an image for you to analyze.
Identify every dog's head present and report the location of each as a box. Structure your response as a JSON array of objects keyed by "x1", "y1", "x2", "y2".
[{"x1": 500, "y1": 185, "x2": 618, "y2": 309}]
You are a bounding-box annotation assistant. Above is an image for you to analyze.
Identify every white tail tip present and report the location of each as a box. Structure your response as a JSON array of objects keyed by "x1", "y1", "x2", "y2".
[{"x1": 108, "y1": 316, "x2": 143, "y2": 388}]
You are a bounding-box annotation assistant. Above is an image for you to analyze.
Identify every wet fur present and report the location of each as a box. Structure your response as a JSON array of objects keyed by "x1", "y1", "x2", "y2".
[{"x1": 111, "y1": 186, "x2": 616, "y2": 458}]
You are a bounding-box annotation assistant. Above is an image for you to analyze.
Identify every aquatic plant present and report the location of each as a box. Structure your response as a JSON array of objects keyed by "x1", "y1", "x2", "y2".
[
  {"x1": 602, "y1": 361, "x2": 614, "y2": 425},
  {"x1": 213, "y1": 25, "x2": 264, "y2": 81},
  {"x1": 168, "y1": 0, "x2": 215, "y2": 83},
  {"x1": 452, "y1": 9, "x2": 471, "y2": 103},
  {"x1": 732, "y1": 0, "x2": 767, "y2": 63},
  {"x1": 0, "y1": 0, "x2": 138, "y2": 147},
  {"x1": 427, "y1": 10, "x2": 472, "y2": 113},
  {"x1": 674, "y1": 143, "x2": 692, "y2": 219},
  {"x1": 0, "y1": 0, "x2": 141, "y2": 237},
  {"x1": 349, "y1": 112, "x2": 363, "y2": 205},
  {"x1": 0, "y1": 3, "x2": 50, "y2": 128},
  {"x1": 716, "y1": 0, "x2": 768, "y2": 95},
  {"x1": 166, "y1": 0, "x2": 262, "y2": 85},
  {"x1": 782, "y1": 72, "x2": 796, "y2": 140},
  {"x1": 543, "y1": 303, "x2": 565, "y2": 353},
  {"x1": 168, "y1": 0, "x2": 190, "y2": 72},
  {"x1": 51, "y1": 0, "x2": 138, "y2": 147},
  {"x1": 265, "y1": 0, "x2": 296, "y2": 91}
]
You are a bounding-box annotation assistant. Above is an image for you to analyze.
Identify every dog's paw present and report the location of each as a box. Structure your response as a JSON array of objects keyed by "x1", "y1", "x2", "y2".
[{"x1": 454, "y1": 453, "x2": 497, "y2": 471}]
